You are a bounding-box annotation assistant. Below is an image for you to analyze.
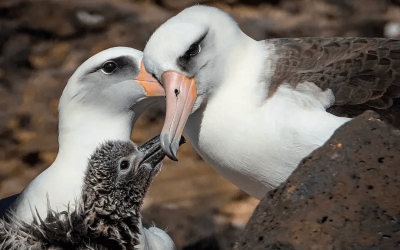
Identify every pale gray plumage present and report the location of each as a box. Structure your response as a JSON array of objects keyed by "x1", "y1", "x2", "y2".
[{"x1": 0, "y1": 135, "x2": 183, "y2": 250}]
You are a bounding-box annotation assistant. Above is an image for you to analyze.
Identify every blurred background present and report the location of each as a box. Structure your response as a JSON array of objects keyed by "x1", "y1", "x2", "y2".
[{"x1": 1, "y1": 0, "x2": 400, "y2": 249}]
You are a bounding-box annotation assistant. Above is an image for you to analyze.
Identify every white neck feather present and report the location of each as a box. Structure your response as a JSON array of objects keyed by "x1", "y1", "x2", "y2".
[
  {"x1": 57, "y1": 107, "x2": 134, "y2": 165},
  {"x1": 137, "y1": 221, "x2": 176, "y2": 250},
  {"x1": 15, "y1": 106, "x2": 135, "y2": 222}
]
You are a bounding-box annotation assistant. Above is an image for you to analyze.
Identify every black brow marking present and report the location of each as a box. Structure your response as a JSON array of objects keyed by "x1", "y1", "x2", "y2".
[
  {"x1": 177, "y1": 30, "x2": 209, "y2": 72},
  {"x1": 87, "y1": 56, "x2": 137, "y2": 75}
]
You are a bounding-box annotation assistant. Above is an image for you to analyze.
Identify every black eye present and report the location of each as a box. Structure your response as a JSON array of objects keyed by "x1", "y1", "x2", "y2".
[
  {"x1": 119, "y1": 160, "x2": 130, "y2": 170},
  {"x1": 187, "y1": 43, "x2": 201, "y2": 57},
  {"x1": 101, "y1": 61, "x2": 118, "y2": 74}
]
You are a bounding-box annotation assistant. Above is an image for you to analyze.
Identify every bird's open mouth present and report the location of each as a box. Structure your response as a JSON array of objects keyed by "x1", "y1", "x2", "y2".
[{"x1": 138, "y1": 135, "x2": 186, "y2": 168}]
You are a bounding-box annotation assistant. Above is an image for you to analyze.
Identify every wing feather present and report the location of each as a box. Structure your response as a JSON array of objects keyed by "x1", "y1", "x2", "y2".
[{"x1": 267, "y1": 38, "x2": 400, "y2": 109}]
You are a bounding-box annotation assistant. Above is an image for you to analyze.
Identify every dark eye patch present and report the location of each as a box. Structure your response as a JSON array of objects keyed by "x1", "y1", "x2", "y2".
[
  {"x1": 87, "y1": 56, "x2": 139, "y2": 76},
  {"x1": 177, "y1": 30, "x2": 209, "y2": 72}
]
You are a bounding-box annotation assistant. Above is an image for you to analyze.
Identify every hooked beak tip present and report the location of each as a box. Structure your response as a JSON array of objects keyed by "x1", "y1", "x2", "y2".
[
  {"x1": 160, "y1": 133, "x2": 183, "y2": 161},
  {"x1": 165, "y1": 146, "x2": 179, "y2": 161}
]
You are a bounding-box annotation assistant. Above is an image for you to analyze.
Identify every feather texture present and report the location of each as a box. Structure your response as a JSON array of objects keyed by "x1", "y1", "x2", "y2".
[
  {"x1": 268, "y1": 38, "x2": 400, "y2": 109},
  {"x1": 0, "y1": 139, "x2": 172, "y2": 250}
]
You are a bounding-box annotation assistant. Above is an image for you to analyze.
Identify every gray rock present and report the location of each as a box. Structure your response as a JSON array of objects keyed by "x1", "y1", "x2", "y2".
[{"x1": 237, "y1": 111, "x2": 400, "y2": 250}]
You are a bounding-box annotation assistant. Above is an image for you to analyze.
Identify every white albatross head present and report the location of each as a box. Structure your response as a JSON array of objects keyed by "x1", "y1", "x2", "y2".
[
  {"x1": 143, "y1": 5, "x2": 247, "y2": 160},
  {"x1": 57, "y1": 46, "x2": 167, "y2": 154},
  {"x1": 59, "y1": 47, "x2": 164, "y2": 138}
]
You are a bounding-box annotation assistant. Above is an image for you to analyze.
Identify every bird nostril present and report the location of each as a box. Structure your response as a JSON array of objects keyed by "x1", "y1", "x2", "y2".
[{"x1": 174, "y1": 89, "x2": 179, "y2": 97}]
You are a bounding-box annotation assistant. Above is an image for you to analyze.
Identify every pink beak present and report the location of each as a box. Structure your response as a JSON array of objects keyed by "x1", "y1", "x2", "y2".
[{"x1": 160, "y1": 71, "x2": 197, "y2": 160}]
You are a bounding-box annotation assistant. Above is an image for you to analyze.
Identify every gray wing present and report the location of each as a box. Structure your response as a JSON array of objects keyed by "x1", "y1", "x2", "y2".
[{"x1": 267, "y1": 37, "x2": 400, "y2": 126}]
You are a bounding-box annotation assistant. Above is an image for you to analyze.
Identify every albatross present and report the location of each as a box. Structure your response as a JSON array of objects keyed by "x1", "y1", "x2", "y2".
[
  {"x1": 0, "y1": 47, "x2": 164, "y2": 222},
  {"x1": 142, "y1": 5, "x2": 400, "y2": 199},
  {"x1": 1, "y1": 135, "x2": 182, "y2": 250}
]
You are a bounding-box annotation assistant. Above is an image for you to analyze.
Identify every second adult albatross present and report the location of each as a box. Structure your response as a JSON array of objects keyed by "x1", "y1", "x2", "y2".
[
  {"x1": 1, "y1": 47, "x2": 164, "y2": 222},
  {"x1": 142, "y1": 5, "x2": 400, "y2": 199}
]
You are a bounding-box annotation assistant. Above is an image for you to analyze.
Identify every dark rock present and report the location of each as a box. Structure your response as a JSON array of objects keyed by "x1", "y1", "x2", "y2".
[
  {"x1": 159, "y1": 0, "x2": 280, "y2": 10},
  {"x1": 237, "y1": 111, "x2": 400, "y2": 250},
  {"x1": 325, "y1": 0, "x2": 389, "y2": 13},
  {"x1": 0, "y1": 0, "x2": 25, "y2": 18},
  {"x1": 159, "y1": 0, "x2": 210, "y2": 10},
  {"x1": 240, "y1": 0, "x2": 280, "y2": 5},
  {"x1": 17, "y1": 114, "x2": 31, "y2": 129},
  {"x1": 17, "y1": 1, "x2": 80, "y2": 39},
  {"x1": 182, "y1": 235, "x2": 220, "y2": 250},
  {"x1": 0, "y1": 34, "x2": 31, "y2": 68},
  {"x1": 21, "y1": 151, "x2": 42, "y2": 167}
]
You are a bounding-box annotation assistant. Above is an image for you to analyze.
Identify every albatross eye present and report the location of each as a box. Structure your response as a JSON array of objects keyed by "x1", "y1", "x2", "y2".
[
  {"x1": 187, "y1": 43, "x2": 201, "y2": 57},
  {"x1": 101, "y1": 61, "x2": 118, "y2": 74},
  {"x1": 119, "y1": 160, "x2": 130, "y2": 171}
]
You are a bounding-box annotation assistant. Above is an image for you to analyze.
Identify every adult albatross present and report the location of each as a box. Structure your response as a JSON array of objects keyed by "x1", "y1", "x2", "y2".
[
  {"x1": 0, "y1": 47, "x2": 164, "y2": 222},
  {"x1": 142, "y1": 5, "x2": 400, "y2": 199}
]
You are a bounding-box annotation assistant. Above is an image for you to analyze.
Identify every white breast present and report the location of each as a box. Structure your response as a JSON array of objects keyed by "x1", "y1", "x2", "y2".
[{"x1": 185, "y1": 43, "x2": 350, "y2": 199}]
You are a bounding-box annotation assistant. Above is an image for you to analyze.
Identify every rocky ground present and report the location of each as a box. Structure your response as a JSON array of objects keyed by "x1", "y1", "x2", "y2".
[{"x1": 1, "y1": 0, "x2": 400, "y2": 249}]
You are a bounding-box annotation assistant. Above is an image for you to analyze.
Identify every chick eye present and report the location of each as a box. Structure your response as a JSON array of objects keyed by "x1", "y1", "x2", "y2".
[
  {"x1": 119, "y1": 160, "x2": 130, "y2": 171},
  {"x1": 187, "y1": 43, "x2": 201, "y2": 57},
  {"x1": 101, "y1": 61, "x2": 118, "y2": 74}
]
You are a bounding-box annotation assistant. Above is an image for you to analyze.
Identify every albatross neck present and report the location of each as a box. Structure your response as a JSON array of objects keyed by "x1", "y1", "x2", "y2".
[
  {"x1": 13, "y1": 107, "x2": 138, "y2": 223},
  {"x1": 56, "y1": 107, "x2": 136, "y2": 168}
]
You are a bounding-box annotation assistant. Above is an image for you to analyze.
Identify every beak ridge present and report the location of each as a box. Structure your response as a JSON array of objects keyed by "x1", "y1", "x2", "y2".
[{"x1": 160, "y1": 71, "x2": 197, "y2": 160}]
